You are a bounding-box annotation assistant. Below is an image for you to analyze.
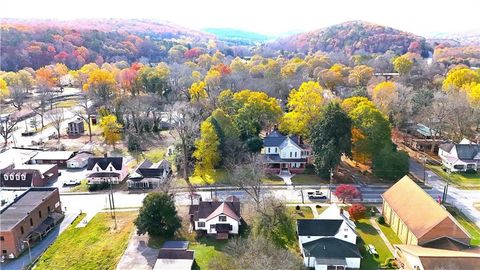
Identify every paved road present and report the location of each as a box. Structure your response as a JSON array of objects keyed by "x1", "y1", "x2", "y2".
[{"x1": 409, "y1": 158, "x2": 480, "y2": 227}]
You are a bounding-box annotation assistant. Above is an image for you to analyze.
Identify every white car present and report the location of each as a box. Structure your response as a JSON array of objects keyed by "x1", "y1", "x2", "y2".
[{"x1": 63, "y1": 179, "x2": 81, "y2": 186}]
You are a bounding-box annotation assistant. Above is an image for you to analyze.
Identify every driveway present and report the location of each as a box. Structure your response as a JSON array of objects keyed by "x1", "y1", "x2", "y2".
[{"x1": 116, "y1": 233, "x2": 158, "y2": 270}]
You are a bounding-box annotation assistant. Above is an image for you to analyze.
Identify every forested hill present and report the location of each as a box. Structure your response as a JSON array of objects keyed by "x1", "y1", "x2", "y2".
[
  {"x1": 264, "y1": 20, "x2": 430, "y2": 56},
  {"x1": 0, "y1": 18, "x2": 214, "y2": 71},
  {"x1": 203, "y1": 28, "x2": 273, "y2": 45}
]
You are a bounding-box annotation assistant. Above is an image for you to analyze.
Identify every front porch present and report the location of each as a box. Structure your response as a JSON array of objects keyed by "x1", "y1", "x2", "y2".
[{"x1": 266, "y1": 162, "x2": 306, "y2": 174}]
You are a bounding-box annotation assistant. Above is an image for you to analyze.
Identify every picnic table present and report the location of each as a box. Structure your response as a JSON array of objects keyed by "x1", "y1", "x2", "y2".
[{"x1": 367, "y1": 244, "x2": 378, "y2": 256}]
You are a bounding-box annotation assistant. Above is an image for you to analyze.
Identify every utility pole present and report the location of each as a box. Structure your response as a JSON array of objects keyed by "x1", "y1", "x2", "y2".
[
  {"x1": 329, "y1": 168, "x2": 333, "y2": 204},
  {"x1": 443, "y1": 171, "x2": 450, "y2": 204},
  {"x1": 108, "y1": 179, "x2": 117, "y2": 230}
]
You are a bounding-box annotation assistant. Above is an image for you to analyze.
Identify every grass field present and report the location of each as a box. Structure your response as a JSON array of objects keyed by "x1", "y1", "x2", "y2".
[
  {"x1": 446, "y1": 206, "x2": 480, "y2": 246},
  {"x1": 287, "y1": 206, "x2": 314, "y2": 219},
  {"x1": 427, "y1": 165, "x2": 480, "y2": 189},
  {"x1": 262, "y1": 174, "x2": 284, "y2": 184},
  {"x1": 355, "y1": 218, "x2": 394, "y2": 270},
  {"x1": 190, "y1": 237, "x2": 226, "y2": 270},
  {"x1": 378, "y1": 222, "x2": 402, "y2": 245},
  {"x1": 291, "y1": 174, "x2": 328, "y2": 185},
  {"x1": 35, "y1": 211, "x2": 137, "y2": 270}
]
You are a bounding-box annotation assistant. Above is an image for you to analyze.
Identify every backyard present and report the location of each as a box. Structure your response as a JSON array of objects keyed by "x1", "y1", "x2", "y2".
[
  {"x1": 355, "y1": 218, "x2": 395, "y2": 270},
  {"x1": 35, "y1": 211, "x2": 137, "y2": 270},
  {"x1": 427, "y1": 165, "x2": 480, "y2": 189}
]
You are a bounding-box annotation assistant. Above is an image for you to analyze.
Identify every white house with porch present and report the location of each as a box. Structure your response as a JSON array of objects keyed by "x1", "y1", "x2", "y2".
[
  {"x1": 189, "y1": 196, "x2": 241, "y2": 239},
  {"x1": 439, "y1": 138, "x2": 480, "y2": 172},
  {"x1": 86, "y1": 156, "x2": 128, "y2": 184},
  {"x1": 297, "y1": 204, "x2": 361, "y2": 270},
  {"x1": 261, "y1": 129, "x2": 310, "y2": 174}
]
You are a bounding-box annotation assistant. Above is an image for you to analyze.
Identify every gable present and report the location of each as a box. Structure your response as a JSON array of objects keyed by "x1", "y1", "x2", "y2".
[{"x1": 297, "y1": 219, "x2": 343, "y2": 236}]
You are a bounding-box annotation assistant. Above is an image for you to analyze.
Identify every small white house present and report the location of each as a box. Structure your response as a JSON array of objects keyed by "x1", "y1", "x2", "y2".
[
  {"x1": 127, "y1": 159, "x2": 171, "y2": 189},
  {"x1": 439, "y1": 139, "x2": 480, "y2": 172},
  {"x1": 189, "y1": 196, "x2": 241, "y2": 239},
  {"x1": 66, "y1": 152, "x2": 93, "y2": 169},
  {"x1": 297, "y1": 204, "x2": 361, "y2": 270}
]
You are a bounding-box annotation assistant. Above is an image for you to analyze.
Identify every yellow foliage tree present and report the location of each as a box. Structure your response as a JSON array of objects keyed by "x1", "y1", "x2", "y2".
[
  {"x1": 193, "y1": 120, "x2": 221, "y2": 178},
  {"x1": 348, "y1": 65, "x2": 374, "y2": 86},
  {"x1": 189, "y1": 81, "x2": 208, "y2": 102},
  {"x1": 84, "y1": 69, "x2": 117, "y2": 102},
  {"x1": 280, "y1": 81, "x2": 324, "y2": 137},
  {"x1": 372, "y1": 81, "x2": 397, "y2": 114},
  {"x1": 392, "y1": 54, "x2": 414, "y2": 75},
  {"x1": 0, "y1": 78, "x2": 9, "y2": 101},
  {"x1": 464, "y1": 83, "x2": 480, "y2": 109},
  {"x1": 100, "y1": 114, "x2": 123, "y2": 147},
  {"x1": 442, "y1": 67, "x2": 480, "y2": 91},
  {"x1": 341, "y1": 96, "x2": 375, "y2": 114}
]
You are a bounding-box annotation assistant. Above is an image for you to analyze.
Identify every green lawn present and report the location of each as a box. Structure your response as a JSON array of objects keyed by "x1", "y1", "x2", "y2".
[
  {"x1": 69, "y1": 179, "x2": 89, "y2": 192},
  {"x1": 287, "y1": 206, "x2": 314, "y2": 219},
  {"x1": 355, "y1": 218, "x2": 394, "y2": 270},
  {"x1": 189, "y1": 169, "x2": 228, "y2": 185},
  {"x1": 190, "y1": 237, "x2": 226, "y2": 270},
  {"x1": 378, "y1": 222, "x2": 402, "y2": 245},
  {"x1": 427, "y1": 165, "x2": 480, "y2": 189},
  {"x1": 262, "y1": 174, "x2": 284, "y2": 184},
  {"x1": 143, "y1": 148, "x2": 166, "y2": 163},
  {"x1": 446, "y1": 206, "x2": 480, "y2": 246},
  {"x1": 291, "y1": 174, "x2": 328, "y2": 185},
  {"x1": 35, "y1": 212, "x2": 137, "y2": 270}
]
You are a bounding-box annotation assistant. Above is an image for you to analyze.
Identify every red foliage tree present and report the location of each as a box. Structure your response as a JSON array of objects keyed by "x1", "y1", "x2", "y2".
[
  {"x1": 348, "y1": 204, "x2": 366, "y2": 221},
  {"x1": 184, "y1": 48, "x2": 202, "y2": 59},
  {"x1": 334, "y1": 184, "x2": 361, "y2": 203}
]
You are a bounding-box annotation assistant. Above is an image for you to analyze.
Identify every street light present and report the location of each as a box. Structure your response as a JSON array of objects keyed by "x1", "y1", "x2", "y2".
[{"x1": 21, "y1": 239, "x2": 32, "y2": 263}]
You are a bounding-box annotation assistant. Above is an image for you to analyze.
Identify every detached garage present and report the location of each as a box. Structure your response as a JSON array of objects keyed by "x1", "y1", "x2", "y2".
[{"x1": 67, "y1": 152, "x2": 93, "y2": 169}]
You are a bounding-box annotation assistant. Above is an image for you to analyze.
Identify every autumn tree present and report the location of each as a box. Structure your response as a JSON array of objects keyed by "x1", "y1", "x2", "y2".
[
  {"x1": 192, "y1": 120, "x2": 221, "y2": 179},
  {"x1": 372, "y1": 81, "x2": 397, "y2": 115},
  {"x1": 46, "y1": 108, "x2": 64, "y2": 141},
  {"x1": 309, "y1": 102, "x2": 352, "y2": 177},
  {"x1": 393, "y1": 54, "x2": 414, "y2": 75},
  {"x1": 348, "y1": 204, "x2": 366, "y2": 221},
  {"x1": 442, "y1": 67, "x2": 480, "y2": 91},
  {"x1": 100, "y1": 114, "x2": 123, "y2": 148},
  {"x1": 334, "y1": 184, "x2": 361, "y2": 203},
  {"x1": 188, "y1": 81, "x2": 208, "y2": 101},
  {"x1": 84, "y1": 69, "x2": 117, "y2": 106},
  {"x1": 348, "y1": 65, "x2": 374, "y2": 86},
  {"x1": 280, "y1": 81, "x2": 324, "y2": 137},
  {"x1": 136, "y1": 64, "x2": 170, "y2": 96}
]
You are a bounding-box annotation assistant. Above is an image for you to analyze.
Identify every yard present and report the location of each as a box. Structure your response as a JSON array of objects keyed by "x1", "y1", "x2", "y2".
[
  {"x1": 35, "y1": 211, "x2": 137, "y2": 270},
  {"x1": 262, "y1": 173, "x2": 284, "y2": 184},
  {"x1": 287, "y1": 206, "x2": 314, "y2": 219},
  {"x1": 427, "y1": 165, "x2": 480, "y2": 189},
  {"x1": 189, "y1": 169, "x2": 228, "y2": 185},
  {"x1": 190, "y1": 237, "x2": 227, "y2": 270},
  {"x1": 291, "y1": 174, "x2": 328, "y2": 185},
  {"x1": 355, "y1": 218, "x2": 395, "y2": 270},
  {"x1": 69, "y1": 179, "x2": 89, "y2": 192},
  {"x1": 445, "y1": 206, "x2": 480, "y2": 246},
  {"x1": 378, "y1": 222, "x2": 402, "y2": 245}
]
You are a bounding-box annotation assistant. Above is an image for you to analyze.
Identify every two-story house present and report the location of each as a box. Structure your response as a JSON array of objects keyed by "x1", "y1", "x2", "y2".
[
  {"x1": 438, "y1": 138, "x2": 480, "y2": 172},
  {"x1": 127, "y1": 159, "x2": 171, "y2": 189},
  {"x1": 86, "y1": 156, "x2": 128, "y2": 185},
  {"x1": 261, "y1": 129, "x2": 310, "y2": 174},
  {"x1": 189, "y1": 196, "x2": 241, "y2": 239},
  {"x1": 297, "y1": 204, "x2": 361, "y2": 270}
]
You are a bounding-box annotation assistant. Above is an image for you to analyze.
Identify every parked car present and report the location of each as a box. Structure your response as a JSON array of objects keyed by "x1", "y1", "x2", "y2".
[
  {"x1": 63, "y1": 179, "x2": 81, "y2": 186},
  {"x1": 308, "y1": 194, "x2": 327, "y2": 200}
]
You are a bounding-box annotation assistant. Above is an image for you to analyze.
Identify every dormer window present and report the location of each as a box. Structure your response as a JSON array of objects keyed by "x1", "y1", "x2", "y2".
[
  {"x1": 16, "y1": 174, "x2": 20, "y2": 180},
  {"x1": 110, "y1": 167, "x2": 113, "y2": 172},
  {"x1": 3, "y1": 175, "x2": 8, "y2": 181},
  {"x1": 21, "y1": 174, "x2": 26, "y2": 181},
  {"x1": 96, "y1": 167, "x2": 100, "y2": 172},
  {"x1": 9, "y1": 174, "x2": 14, "y2": 180},
  {"x1": 219, "y1": 215, "x2": 227, "y2": 222}
]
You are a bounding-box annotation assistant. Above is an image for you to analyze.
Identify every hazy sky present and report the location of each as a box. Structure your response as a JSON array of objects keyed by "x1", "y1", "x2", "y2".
[{"x1": 2, "y1": 0, "x2": 479, "y2": 36}]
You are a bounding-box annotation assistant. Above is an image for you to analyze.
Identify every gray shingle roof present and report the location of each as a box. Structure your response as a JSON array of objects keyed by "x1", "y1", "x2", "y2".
[
  {"x1": 263, "y1": 130, "x2": 300, "y2": 147},
  {"x1": 455, "y1": 144, "x2": 480, "y2": 160},
  {"x1": 297, "y1": 219, "x2": 343, "y2": 236},
  {"x1": 303, "y1": 237, "x2": 361, "y2": 258},
  {"x1": 86, "y1": 157, "x2": 123, "y2": 170}
]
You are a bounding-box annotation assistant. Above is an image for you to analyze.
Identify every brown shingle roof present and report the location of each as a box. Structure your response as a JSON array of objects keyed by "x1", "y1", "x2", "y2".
[
  {"x1": 382, "y1": 176, "x2": 470, "y2": 241},
  {"x1": 206, "y1": 202, "x2": 240, "y2": 221}
]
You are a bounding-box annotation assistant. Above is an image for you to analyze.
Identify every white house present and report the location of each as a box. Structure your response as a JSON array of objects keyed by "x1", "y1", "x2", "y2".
[
  {"x1": 86, "y1": 156, "x2": 127, "y2": 184},
  {"x1": 297, "y1": 204, "x2": 361, "y2": 270},
  {"x1": 261, "y1": 129, "x2": 310, "y2": 174},
  {"x1": 189, "y1": 196, "x2": 241, "y2": 239},
  {"x1": 438, "y1": 138, "x2": 480, "y2": 172},
  {"x1": 66, "y1": 152, "x2": 93, "y2": 169}
]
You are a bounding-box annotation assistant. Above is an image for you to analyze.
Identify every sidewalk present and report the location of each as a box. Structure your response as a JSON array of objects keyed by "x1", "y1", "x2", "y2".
[{"x1": 369, "y1": 217, "x2": 395, "y2": 255}]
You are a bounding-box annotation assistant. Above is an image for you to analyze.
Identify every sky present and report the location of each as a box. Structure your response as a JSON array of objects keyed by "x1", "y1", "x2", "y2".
[{"x1": 2, "y1": 0, "x2": 479, "y2": 36}]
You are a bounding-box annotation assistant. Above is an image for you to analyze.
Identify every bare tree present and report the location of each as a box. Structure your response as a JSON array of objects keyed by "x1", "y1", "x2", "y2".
[
  {"x1": 444, "y1": 92, "x2": 475, "y2": 141},
  {"x1": 0, "y1": 115, "x2": 20, "y2": 147},
  {"x1": 31, "y1": 89, "x2": 54, "y2": 130},
  {"x1": 46, "y1": 108, "x2": 64, "y2": 141},
  {"x1": 10, "y1": 87, "x2": 26, "y2": 111},
  {"x1": 75, "y1": 94, "x2": 94, "y2": 142},
  {"x1": 417, "y1": 93, "x2": 450, "y2": 152},
  {"x1": 227, "y1": 154, "x2": 266, "y2": 209}
]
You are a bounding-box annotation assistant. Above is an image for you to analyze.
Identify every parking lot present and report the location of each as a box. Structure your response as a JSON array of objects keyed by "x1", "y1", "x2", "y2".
[{"x1": 47, "y1": 168, "x2": 89, "y2": 192}]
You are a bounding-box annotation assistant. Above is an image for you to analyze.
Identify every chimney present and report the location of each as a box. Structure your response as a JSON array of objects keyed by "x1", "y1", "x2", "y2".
[
  {"x1": 104, "y1": 153, "x2": 108, "y2": 158},
  {"x1": 340, "y1": 208, "x2": 344, "y2": 215}
]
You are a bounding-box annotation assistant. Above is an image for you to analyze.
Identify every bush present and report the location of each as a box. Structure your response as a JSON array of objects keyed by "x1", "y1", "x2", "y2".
[
  {"x1": 316, "y1": 205, "x2": 322, "y2": 209},
  {"x1": 304, "y1": 164, "x2": 316, "y2": 174},
  {"x1": 466, "y1": 169, "x2": 477, "y2": 174},
  {"x1": 295, "y1": 205, "x2": 300, "y2": 211},
  {"x1": 88, "y1": 182, "x2": 110, "y2": 192},
  {"x1": 377, "y1": 216, "x2": 385, "y2": 225},
  {"x1": 348, "y1": 204, "x2": 366, "y2": 221}
]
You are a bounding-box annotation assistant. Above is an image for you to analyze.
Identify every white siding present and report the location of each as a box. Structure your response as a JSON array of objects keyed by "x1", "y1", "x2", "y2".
[{"x1": 194, "y1": 216, "x2": 239, "y2": 235}]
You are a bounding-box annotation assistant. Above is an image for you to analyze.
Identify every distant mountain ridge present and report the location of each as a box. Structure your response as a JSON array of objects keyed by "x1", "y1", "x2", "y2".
[
  {"x1": 265, "y1": 20, "x2": 429, "y2": 55},
  {"x1": 428, "y1": 28, "x2": 480, "y2": 46},
  {"x1": 203, "y1": 28, "x2": 273, "y2": 45}
]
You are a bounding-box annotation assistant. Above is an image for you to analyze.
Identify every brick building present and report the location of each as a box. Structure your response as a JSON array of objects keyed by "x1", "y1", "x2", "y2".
[{"x1": 0, "y1": 188, "x2": 63, "y2": 259}]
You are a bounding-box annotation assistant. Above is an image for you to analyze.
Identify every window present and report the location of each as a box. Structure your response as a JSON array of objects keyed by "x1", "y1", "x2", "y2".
[
  {"x1": 47, "y1": 206, "x2": 51, "y2": 212},
  {"x1": 30, "y1": 218, "x2": 33, "y2": 226},
  {"x1": 295, "y1": 152, "x2": 297, "y2": 157},
  {"x1": 210, "y1": 224, "x2": 216, "y2": 229},
  {"x1": 275, "y1": 148, "x2": 278, "y2": 153},
  {"x1": 3, "y1": 175, "x2": 7, "y2": 180},
  {"x1": 344, "y1": 235, "x2": 348, "y2": 238},
  {"x1": 39, "y1": 211, "x2": 42, "y2": 219},
  {"x1": 290, "y1": 152, "x2": 292, "y2": 157},
  {"x1": 0, "y1": 236, "x2": 4, "y2": 241},
  {"x1": 16, "y1": 174, "x2": 20, "y2": 180},
  {"x1": 96, "y1": 167, "x2": 100, "y2": 172},
  {"x1": 21, "y1": 174, "x2": 26, "y2": 180},
  {"x1": 2, "y1": 250, "x2": 6, "y2": 254},
  {"x1": 21, "y1": 226, "x2": 24, "y2": 234},
  {"x1": 267, "y1": 148, "x2": 270, "y2": 153},
  {"x1": 219, "y1": 216, "x2": 227, "y2": 222},
  {"x1": 10, "y1": 174, "x2": 14, "y2": 180},
  {"x1": 198, "y1": 222, "x2": 205, "y2": 228},
  {"x1": 110, "y1": 167, "x2": 113, "y2": 172}
]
